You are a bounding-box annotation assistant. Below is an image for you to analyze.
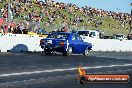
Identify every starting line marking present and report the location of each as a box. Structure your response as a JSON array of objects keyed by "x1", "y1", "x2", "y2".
[{"x1": 0, "y1": 64, "x2": 132, "y2": 77}]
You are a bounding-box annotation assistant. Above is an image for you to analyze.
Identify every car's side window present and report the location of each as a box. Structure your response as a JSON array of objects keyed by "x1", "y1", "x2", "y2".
[
  {"x1": 72, "y1": 34, "x2": 83, "y2": 41},
  {"x1": 72, "y1": 34, "x2": 76, "y2": 40},
  {"x1": 75, "y1": 35, "x2": 82, "y2": 41},
  {"x1": 78, "y1": 36, "x2": 83, "y2": 40},
  {"x1": 48, "y1": 35, "x2": 53, "y2": 38}
]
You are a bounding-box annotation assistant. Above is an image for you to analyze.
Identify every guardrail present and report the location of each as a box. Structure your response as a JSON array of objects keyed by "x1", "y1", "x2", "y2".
[{"x1": 0, "y1": 33, "x2": 132, "y2": 52}]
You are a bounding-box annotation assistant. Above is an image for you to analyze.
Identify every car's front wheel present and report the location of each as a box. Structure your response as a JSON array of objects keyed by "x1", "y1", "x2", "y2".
[
  {"x1": 63, "y1": 47, "x2": 72, "y2": 56},
  {"x1": 83, "y1": 47, "x2": 89, "y2": 56}
]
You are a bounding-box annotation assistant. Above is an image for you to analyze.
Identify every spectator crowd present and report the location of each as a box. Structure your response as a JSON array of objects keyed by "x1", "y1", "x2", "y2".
[{"x1": 0, "y1": 0, "x2": 131, "y2": 35}]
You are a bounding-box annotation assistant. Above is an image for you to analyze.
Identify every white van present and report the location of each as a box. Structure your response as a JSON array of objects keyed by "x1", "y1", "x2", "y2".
[{"x1": 77, "y1": 30, "x2": 100, "y2": 39}]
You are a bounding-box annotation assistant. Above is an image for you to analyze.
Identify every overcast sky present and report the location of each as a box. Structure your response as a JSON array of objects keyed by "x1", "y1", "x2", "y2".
[{"x1": 41, "y1": 0, "x2": 132, "y2": 14}]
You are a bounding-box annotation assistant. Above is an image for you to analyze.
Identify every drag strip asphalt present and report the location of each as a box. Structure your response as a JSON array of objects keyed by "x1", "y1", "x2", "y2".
[
  {"x1": 0, "y1": 52, "x2": 132, "y2": 88},
  {"x1": 0, "y1": 63, "x2": 132, "y2": 77}
]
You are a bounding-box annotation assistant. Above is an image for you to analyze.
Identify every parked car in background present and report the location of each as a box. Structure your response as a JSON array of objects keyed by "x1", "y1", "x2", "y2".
[
  {"x1": 113, "y1": 34, "x2": 127, "y2": 40},
  {"x1": 103, "y1": 36, "x2": 113, "y2": 39},
  {"x1": 40, "y1": 32, "x2": 92, "y2": 56}
]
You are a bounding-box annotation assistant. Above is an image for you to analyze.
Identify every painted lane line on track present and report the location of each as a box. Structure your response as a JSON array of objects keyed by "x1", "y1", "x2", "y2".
[{"x1": 0, "y1": 64, "x2": 132, "y2": 77}]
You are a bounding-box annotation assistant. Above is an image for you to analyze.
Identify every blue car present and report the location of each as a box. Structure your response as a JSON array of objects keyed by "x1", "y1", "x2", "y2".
[{"x1": 40, "y1": 32, "x2": 92, "y2": 56}]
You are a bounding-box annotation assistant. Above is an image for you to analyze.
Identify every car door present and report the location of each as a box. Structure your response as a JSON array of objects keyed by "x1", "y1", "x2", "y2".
[
  {"x1": 70, "y1": 34, "x2": 84, "y2": 53},
  {"x1": 75, "y1": 34, "x2": 85, "y2": 52},
  {"x1": 68, "y1": 34, "x2": 78, "y2": 53}
]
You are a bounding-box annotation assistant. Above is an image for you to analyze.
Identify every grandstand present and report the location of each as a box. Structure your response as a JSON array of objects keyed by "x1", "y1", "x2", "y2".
[{"x1": 0, "y1": 0, "x2": 131, "y2": 35}]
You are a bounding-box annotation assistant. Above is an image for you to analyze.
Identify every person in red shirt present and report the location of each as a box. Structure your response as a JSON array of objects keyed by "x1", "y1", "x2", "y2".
[{"x1": 61, "y1": 27, "x2": 68, "y2": 32}]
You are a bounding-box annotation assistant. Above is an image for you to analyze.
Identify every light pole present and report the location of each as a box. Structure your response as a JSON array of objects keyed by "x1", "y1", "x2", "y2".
[
  {"x1": 129, "y1": 3, "x2": 132, "y2": 34},
  {"x1": 7, "y1": 0, "x2": 11, "y2": 31},
  {"x1": 130, "y1": 10, "x2": 132, "y2": 34}
]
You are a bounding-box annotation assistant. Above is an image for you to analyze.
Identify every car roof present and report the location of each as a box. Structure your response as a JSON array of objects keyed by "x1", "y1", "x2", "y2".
[{"x1": 53, "y1": 32, "x2": 76, "y2": 34}]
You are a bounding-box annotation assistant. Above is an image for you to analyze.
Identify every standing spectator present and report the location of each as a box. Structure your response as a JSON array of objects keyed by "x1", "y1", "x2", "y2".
[
  {"x1": 4, "y1": 25, "x2": 8, "y2": 33},
  {"x1": 16, "y1": 25, "x2": 22, "y2": 34},
  {"x1": 8, "y1": 26, "x2": 13, "y2": 33},
  {"x1": 12, "y1": 27, "x2": 17, "y2": 34},
  {"x1": 63, "y1": 27, "x2": 68, "y2": 32},
  {"x1": 22, "y1": 27, "x2": 28, "y2": 34},
  {"x1": 0, "y1": 26, "x2": 4, "y2": 33},
  {"x1": 127, "y1": 34, "x2": 131, "y2": 40}
]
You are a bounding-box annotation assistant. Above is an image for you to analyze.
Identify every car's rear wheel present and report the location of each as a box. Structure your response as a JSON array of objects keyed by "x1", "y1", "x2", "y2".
[
  {"x1": 83, "y1": 47, "x2": 89, "y2": 56},
  {"x1": 45, "y1": 51, "x2": 53, "y2": 55},
  {"x1": 42, "y1": 49, "x2": 53, "y2": 56},
  {"x1": 63, "y1": 47, "x2": 72, "y2": 56}
]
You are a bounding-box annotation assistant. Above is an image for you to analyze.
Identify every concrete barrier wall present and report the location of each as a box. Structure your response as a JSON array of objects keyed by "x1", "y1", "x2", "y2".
[
  {"x1": 0, "y1": 34, "x2": 43, "y2": 52},
  {"x1": 83, "y1": 38, "x2": 132, "y2": 52},
  {"x1": 0, "y1": 34, "x2": 132, "y2": 52}
]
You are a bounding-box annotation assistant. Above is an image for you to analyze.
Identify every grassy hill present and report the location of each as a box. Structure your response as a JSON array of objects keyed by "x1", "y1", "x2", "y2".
[{"x1": 0, "y1": 1, "x2": 130, "y2": 35}]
